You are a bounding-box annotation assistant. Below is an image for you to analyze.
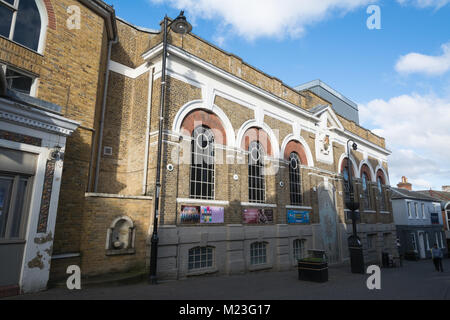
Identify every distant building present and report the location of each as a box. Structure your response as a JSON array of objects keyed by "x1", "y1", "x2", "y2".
[
  {"x1": 417, "y1": 187, "x2": 450, "y2": 254},
  {"x1": 295, "y1": 80, "x2": 360, "y2": 124},
  {"x1": 392, "y1": 179, "x2": 447, "y2": 260}
]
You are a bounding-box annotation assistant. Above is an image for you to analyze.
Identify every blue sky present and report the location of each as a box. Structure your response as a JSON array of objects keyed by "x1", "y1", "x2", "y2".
[{"x1": 106, "y1": 0, "x2": 450, "y2": 191}]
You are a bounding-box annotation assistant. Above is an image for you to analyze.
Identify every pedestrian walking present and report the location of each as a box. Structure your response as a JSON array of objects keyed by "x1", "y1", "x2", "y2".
[{"x1": 431, "y1": 244, "x2": 444, "y2": 272}]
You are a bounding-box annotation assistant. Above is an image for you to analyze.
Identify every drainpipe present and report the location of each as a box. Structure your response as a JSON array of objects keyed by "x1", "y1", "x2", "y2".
[
  {"x1": 94, "y1": 37, "x2": 117, "y2": 192},
  {"x1": 142, "y1": 67, "x2": 155, "y2": 195}
]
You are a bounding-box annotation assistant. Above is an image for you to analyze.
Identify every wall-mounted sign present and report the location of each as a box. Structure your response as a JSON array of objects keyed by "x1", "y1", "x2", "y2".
[
  {"x1": 200, "y1": 206, "x2": 224, "y2": 224},
  {"x1": 181, "y1": 206, "x2": 201, "y2": 224},
  {"x1": 181, "y1": 205, "x2": 225, "y2": 224},
  {"x1": 287, "y1": 210, "x2": 310, "y2": 224},
  {"x1": 243, "y1": 208, "x2": 274, "y2": 224}
]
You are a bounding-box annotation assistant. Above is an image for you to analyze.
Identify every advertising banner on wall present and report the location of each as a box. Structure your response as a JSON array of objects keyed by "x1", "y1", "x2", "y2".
[
  {"x1": 243, "y1": 208, "x2": 274, "y2": 224},
  {"x1": 287, "y1": 210, "x2": 310, "y2": 224},
  {"x1": 431, "y1": 213, "x2": 440, "y2": 225},
  {"x1": 181, "y1": 206, "x2": 225, "y2": 224},
  {"x1": 180, "y1": 206, "x2": 201, "y2": 224},
  {"x1": 200, "y1": 206, "x2": 225, "y2": 224}
]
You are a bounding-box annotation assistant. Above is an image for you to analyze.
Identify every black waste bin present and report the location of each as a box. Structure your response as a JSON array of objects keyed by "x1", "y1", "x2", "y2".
[{"x1": 349, "y1": 246, "x2": 365, "y2": 274}]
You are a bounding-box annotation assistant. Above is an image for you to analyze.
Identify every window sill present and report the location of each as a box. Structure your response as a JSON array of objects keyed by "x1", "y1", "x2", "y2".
[
  {"x1": 286, "y1": 205, "x2": 312, "y2": 210},
  {"x1": 364, "y1": 210, "x2": 377, "y2": 214},
  {"x1": 177, "y1": 198, "x2": 229, "y2": 206},
  {"x1": 187, "y1": 267, "x2": 218, "y2": 277},
  {"x1": 106, "y1": 248, "x2": 136, "y2": 256},
  {"x1": 241, "y1": 202, "x2": 277, "y2": 208},
  {"x1": 248, "y1": 264, "x2": 272, "y2": 272},
  {"x1": 0, "y1": 239, "x2": 26, "y2": 245},
  {"x1": 0, "y1": 35, "x2": 44, "y2": 57}
]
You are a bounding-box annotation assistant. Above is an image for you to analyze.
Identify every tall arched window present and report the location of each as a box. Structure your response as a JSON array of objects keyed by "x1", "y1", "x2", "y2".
[
  {"x1": 248, "y1": 141, "x2": 265, "y2": 203},
  {"x1": 0, "y1": 0, "x2": 44, "y2": 52},
  {"x1": 362, "y1": 172, "x2": 371, "y2": 210},
  {"x1": 377, "y1": 176, "x2": 386, "y2": 211},
  {"x1": 190, "y1": 126, "x2": 215, "y2": 200},
  {"x1": 289, "y1": 152, "x2": 302, "y2": 206}
]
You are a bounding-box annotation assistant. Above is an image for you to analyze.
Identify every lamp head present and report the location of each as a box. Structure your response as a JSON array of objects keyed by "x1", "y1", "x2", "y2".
[{"x1": 171, "y1": 11, "x2": 192, "y2": 35}]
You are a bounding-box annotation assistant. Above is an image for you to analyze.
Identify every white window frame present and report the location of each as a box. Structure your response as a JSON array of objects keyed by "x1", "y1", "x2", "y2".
[
  {"x1": 0, "y1": 173, "x2": 33, "y2": 240},
  {"x1": 435, "y1": 233, "x2": 440, "y2": 249},
  {"x1": 407, "y1": 202, "x2": 412, "y2": 219},
  {"x1": 250, "y1": 242, "x2": 267, "y2": 266},
  {"x1": 188, "y1": 246, "x2": 214, "y2": 271},
  {"x1": 0, "y1": 0, "x2": 48, "y2": 54},
  {"x1": 426, "y1": 233, "x2": 430, "y2": 250},
  {"x1": 415, "y1": 202, "x2": 419, "y2": 219},
  {"x1": 411, "y1": 233, "x2": 417, "y2": 251},
  {"x1": 1, "y1": 64, "x2": 38, "y2": 96},
  {"x1": 293, "y1": 239, "x2": 306, "y2": 261},
  {"x1": 421, "y1": 203, "x2": 426, "y2": 219}
]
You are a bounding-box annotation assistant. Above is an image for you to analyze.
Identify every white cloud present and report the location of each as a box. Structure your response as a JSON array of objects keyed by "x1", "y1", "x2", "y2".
[
  {"x1": 395, "y1": 42, "x2": 450, "y2": 76},
  {"x1": 396, "y1": 0, "x2": 450, "y2": 9},
  {"x1": 359, "y1": 93, "x2": 450, "y2": 190},
  {"x1": 149, "y1": 0, "x2": 374, "y2": 40}
]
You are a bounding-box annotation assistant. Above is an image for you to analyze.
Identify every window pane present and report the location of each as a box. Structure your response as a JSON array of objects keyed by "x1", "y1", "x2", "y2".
[
  {"x1": 13, "y1": 0, "x2": 42, "y2": 51},
  {"x1": 0, "y1": 176, "x2": 14, "y2": 238},
  {"x1": 0, "y1": 4, "x2": 14, "y2": 38},
  {"x1": 9, "y1": 178, "x2": 28, "y2": 238},
  {"x1": 6, "y1": 68, "x2": 33, "y2": 94},
  {"x1": 3, "y1": 0, "x2": 16, "y2": 5}
]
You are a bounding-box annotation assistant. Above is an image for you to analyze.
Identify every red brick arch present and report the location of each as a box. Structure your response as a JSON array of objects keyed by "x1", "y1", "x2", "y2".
[
  {"x1": 376, "y1": 169, "x2": 386, "y2": 185},
  {"x1": 284, "y1": 140, "x2": 308, "y2": 165},
  {"x1": 180, "y1": 109, "x2": 227, "y2": 145},
  {"x1": 340, "y1": 158, "x2": 356, "y2": 176},
  {"x1": 360, "y1": 164, "x2": 372, "y2": 181},
  {"x1": 241, "y1": 127, "x2": 273, "y2": 156},
  {"x1": 42, "y1": 0, "x2": 57, "y2": 30}
]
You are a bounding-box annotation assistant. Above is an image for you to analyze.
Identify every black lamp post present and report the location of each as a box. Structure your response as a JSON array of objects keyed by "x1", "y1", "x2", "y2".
[
  {"x1": 345, "y1": 140, "x2": 365, "y2": 274},
  {"x1": 149, "y1": 11, "x2": 192, "y2": 285}
]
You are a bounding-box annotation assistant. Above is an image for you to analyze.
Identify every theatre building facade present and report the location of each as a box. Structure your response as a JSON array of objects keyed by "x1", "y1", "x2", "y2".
[
  {"x1": 0, "y1": 0, "x2": 396, "y2": 294},
  {"x1": 87, "y1": 18, "x2": 396, "y2": 280}
]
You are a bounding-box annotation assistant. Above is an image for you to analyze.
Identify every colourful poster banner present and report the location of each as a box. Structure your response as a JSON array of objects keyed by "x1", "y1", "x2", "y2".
[
  {"x1": 180, "y1": 206, "x2": 201, "y2": 224},
  {"x1": 181, "y1": 206, "x2": 225, "y2": 224},
  {"x1": 287, "y1": 210, "x2": 310, "y2": 224},
  {"x1": 243, "y1": 208, "x2": 274, "y2": 224},
  {"x1": 200, "y1": 206, "x2": 225, "y2": 224}
]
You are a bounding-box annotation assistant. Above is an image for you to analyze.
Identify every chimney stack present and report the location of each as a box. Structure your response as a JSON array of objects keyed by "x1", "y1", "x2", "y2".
[{"x1": 397, "y1": 176, "x2": 412, "y2": 191}]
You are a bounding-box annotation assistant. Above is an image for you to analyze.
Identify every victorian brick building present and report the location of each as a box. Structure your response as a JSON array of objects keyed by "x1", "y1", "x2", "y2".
[{"x1": 0, "y1": 0, "x2": 396, "y2": 295}]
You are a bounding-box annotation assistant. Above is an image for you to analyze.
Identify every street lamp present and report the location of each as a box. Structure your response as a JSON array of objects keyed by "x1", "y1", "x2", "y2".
[
  {"x1": 149, "y1": 11, "x2": 192, "y2": 285},
  {"x1": 344, "y1": 140, "x2": 365, "y2": 274}
]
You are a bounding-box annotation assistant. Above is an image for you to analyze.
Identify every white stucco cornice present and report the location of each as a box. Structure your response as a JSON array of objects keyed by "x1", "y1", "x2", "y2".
[
  {"x1": 0, "y1": 97, "x2": 80, "y2": 136},
  {"x1": 141, "y1": 44, "x2": 320, "y2": 123}
]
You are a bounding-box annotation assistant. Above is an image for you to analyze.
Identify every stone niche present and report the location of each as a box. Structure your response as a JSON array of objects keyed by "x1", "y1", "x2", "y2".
[{"x1": 106, "y1": 216, "x2": 136, "y2": 256}]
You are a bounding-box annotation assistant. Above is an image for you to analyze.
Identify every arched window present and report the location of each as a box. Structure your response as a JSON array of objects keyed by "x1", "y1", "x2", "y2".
[
  {"x1": 248, "y1": 141, "x2": 265, "y2": 203},
  {"x1": 377, "y1": 176, "x2": 386, "y2": 211},
  {"x1": 190, "y1": 126, "x2": 215, "y2": 200},
  {"x1": 362, "y1": 172, "x2": 371, "y2": 210},
  {"x1": 188, "y1": 246, "x2": 214, "y2": 271},
  {"x1": 289, "y1": 152, "x2": 302, "y2": 206},
  {"x1": 0, "y1": 0, "x2": 45, "y2": 52},
  {"x1": 250, "y1": 242, "x2": 267, "y2": 265},
  {"x1": 341, "y1": 158, "x2": 356, "y2": 208}
]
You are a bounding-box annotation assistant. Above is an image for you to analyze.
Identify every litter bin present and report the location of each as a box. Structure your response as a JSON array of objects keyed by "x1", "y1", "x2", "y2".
[{"x1": 349, "y1": 246, "x2": 365, "y2": 274}]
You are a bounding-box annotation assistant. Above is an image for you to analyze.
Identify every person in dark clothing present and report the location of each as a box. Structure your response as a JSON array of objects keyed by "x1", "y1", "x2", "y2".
[{"x1": 431, "y1": 244, "x2": 444, "y2": 272}]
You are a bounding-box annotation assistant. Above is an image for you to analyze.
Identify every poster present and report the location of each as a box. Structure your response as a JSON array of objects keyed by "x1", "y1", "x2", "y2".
[
  {"x1": 287, "y1": 210, "x2": 310, "y2": 224},
  {"x1": 200, "y1": 206, "x2": 224, "y2": 224},
  {"x1": 180, "y1": 206, "x2": 201, "y2": 224},
  {"x1": 243, "y1": 208, "x2": 274, "y2": 224},
  {"x1": 181, "y1": 206, "x2": 225, "y2": 224}
]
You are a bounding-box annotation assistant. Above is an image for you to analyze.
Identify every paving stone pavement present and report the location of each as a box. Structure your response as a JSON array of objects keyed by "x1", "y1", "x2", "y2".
[{"x1": 4, "y1": 259, "x2": 450, "y2": 300}]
